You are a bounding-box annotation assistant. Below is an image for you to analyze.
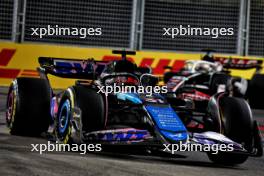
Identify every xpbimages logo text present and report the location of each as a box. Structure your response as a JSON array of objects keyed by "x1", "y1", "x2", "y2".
[
  {"x1": 97, "y1": 83, "x2": 168, "y2": 96},
  {"x1": 163, "y1": 25, "x2": 234, "y2": 39},
  {"x1": 31, "y1": 141, "x2": 102, "y2": 154},
  {"x1": 31, "y1": 25, "x2": 102, "y2": 38},
  {"x1": 163, "y1": 142, "x2": 234, "y2": 154}
]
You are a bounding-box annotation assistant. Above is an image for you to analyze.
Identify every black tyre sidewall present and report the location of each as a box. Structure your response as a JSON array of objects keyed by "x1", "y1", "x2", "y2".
[
  {"x1": 73, "y1": 85, "x2": 106, "y2": 133},
  {"x1": 208, "y1": 97, "x2": 253, "y2": 165},
  {"x1": 6, "y1": 78, "x2": 51, "y2": 136},
  {"x1": 220, "y1": 97, "x2": 253, "y2": 150}
]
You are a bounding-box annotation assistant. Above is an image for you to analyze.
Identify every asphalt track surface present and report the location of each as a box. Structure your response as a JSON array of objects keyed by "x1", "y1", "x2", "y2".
[{"x1": 0, "y1": 87, "x2": 264, "y2": 176}]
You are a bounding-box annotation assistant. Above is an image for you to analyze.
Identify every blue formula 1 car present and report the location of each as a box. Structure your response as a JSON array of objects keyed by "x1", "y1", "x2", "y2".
[{"x1": 6, "y1": 50, "x2": 263, "y2": 165}]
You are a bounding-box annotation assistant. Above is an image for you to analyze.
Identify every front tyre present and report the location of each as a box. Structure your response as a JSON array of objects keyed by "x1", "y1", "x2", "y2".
[
  {"x1": 208, "y1": 97, "x2": 253, "y2": 165},
  {"x1": 55, "y1": 92, "x2": 73, "y2": 144}
]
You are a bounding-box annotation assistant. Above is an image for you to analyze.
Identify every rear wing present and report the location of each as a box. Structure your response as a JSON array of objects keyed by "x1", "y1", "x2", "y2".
[
  {"x1": 214, "y1": 56, "x2": 263, "y2": 71},
  {"x1": 38, "y1": 50, "x2": 137, "y2": 79},
  {"x1": 38, "y1": 57, "x2": 108, "y2": 79}
]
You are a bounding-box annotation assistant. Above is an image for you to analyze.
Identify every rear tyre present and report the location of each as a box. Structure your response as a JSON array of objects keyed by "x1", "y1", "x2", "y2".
[
  {"x1": 248, "y1": 74, "x2": 264, "y2": 109},
  {"x1": 6, "y1": 77, "x2": 51, "y2": 136},
  {"x1": 207, "y1": 97, "x2": 253, "y2": 165}
]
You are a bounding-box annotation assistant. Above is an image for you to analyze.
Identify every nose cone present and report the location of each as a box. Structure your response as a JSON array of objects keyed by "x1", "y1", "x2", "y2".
[
  {"x1": 145, "y1": 104, "x2": 188, "y2": 142},
  {"x1": 160, "y1": 130, "x2": 188, "y2": 142}
]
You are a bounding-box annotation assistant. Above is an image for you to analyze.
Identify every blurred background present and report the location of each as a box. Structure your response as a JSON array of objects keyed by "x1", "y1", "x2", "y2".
[
  {"x1": 0, "y1": 0, "x2": 264, "y2": 55},
  {"x1": 0, "y1": 0, "x2": 264, "y2": 88}
]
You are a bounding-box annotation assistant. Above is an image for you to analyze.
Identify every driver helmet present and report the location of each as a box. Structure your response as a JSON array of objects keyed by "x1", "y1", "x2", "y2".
[{"x1": 114, "y1": 60, "x2": 136, "y2": 73}]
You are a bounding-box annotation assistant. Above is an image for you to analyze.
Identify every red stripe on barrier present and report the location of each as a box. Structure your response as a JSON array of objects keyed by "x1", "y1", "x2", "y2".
[
  {"x1": 0, "y1": 49, "x2": 16, "y2": 66},
  {"x1": 0, "y1": 68, "x2": 20, "y2": 78},
  {"x1": 152, "y1": 59, "x2": 171, "y2": 75},
  {"x1": 22, "y1": 70, "x2": 39, "y2": 75},
  {"x1": 21, "y1": 73, "x2": 39, "y2": 77},
  {"x1": 139, "y1": 58, "x2": 154, "y2": 67},
  {"x1": 258, "y1": 125, "x2": 264, "y2": 131},
  {"x1": 102, "y1": 55, "x2": 134, "y2": 62},
  {"x1": 23, "y1": 69, "x2": 38, "y2": 73},
  {"x1": 172, "y1": 60, "x2": 185, "y2": 72}
]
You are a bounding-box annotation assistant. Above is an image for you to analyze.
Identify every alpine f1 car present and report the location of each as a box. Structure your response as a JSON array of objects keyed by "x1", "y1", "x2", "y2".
[{"x1": 6, "y1": 50, "x2": 262, "y2": 165}]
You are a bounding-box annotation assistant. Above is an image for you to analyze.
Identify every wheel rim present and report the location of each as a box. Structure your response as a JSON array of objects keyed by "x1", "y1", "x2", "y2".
[
  {"x1": 6, "y1": 89, "x2": 15, "y2": 124},
  {"x1": 58, "y1": 100, "x2": 70, "y2": 134}
]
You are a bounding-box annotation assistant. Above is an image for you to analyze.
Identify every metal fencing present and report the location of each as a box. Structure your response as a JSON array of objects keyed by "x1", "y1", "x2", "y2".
[
  {"x1": 142, "y1": 0, "x2": 240, "y2": 54},
  {"x1": 248, "y1": 0, "x2": 264, "y2": 56},
  {"x1": 0, "y1": 0, "x2": 15, "y2": 40},
  {"x1": 24, "y1": 0, "x2": 133, "y2": 48},
  {"x1": 0, "y1": 0, "x2": 264, "y2": 56}
]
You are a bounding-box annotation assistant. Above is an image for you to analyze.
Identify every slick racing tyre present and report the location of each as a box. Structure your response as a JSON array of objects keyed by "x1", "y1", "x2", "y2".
[
  {"x1": 55, "y1": 85, "x2": 105, "y2": 143},
  {"x1": 6, "y1": 77, "x2": 51, "y2": 136},
  {"x1": 73, "y1": 85, "x2": 105, "y2": 133},
  {"x1": 208, "y1": 97, "x2": 253, "y2": 165},
  {"x1": 248, "y1": 74, "x2": 264, "y2": 109},
  {"x1": 55, "y1": 92, "x2": 73, "y2": 144}
]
